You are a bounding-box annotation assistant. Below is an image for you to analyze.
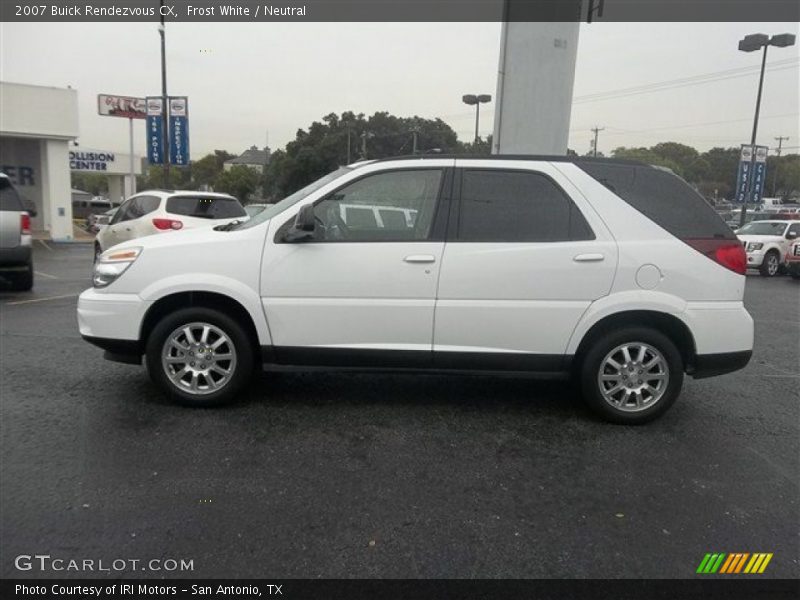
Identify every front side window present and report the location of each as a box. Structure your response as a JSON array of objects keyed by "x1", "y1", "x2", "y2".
[
  {"x1": 311, "y1": 169, "x2": 443, "y2": 242},
  {"x1": 737, "y1": 222, "x2": 789, "y2": 236},
  {"x1": 457, "y1": 169, "x2": 594, "y2": 242},
  {"x1": 110, "y1": 198, "x2": 133, "y2": 224}
]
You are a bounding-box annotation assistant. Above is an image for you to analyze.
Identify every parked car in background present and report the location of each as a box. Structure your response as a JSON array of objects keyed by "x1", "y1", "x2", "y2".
[
  {"x1": 784, "y1": 239, "x2": 800, "y2": 280},
  {"x1": 79, "y1": 156, "x2": 753, "y2": 424},
  {"x1": 94, "y1": 191, "x2": 247, "y2": 260},
  {"x1": 0, "y1": 173, "x2": 35, "y2": 291},
  {"x1": 88, "y1": 208, "x2": 117, "y2": 234},
  {"x1": 72, "y1": 195, "x2": 119, "y2": 221},
  {"x1": 736, "y1": 220, "x2": 800, "y2": 277}
]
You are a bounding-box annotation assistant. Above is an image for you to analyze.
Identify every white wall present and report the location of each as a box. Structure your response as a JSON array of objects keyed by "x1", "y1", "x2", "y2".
[
  {"x1": 492, "y1": 22, "x2": 580, "y2": 155},
  {"x1": 0, "y1": 82, "x2": 79, "y2": 140},
  {"x1": 40, "y1": 139, "x2": 73, "y2": 241}
]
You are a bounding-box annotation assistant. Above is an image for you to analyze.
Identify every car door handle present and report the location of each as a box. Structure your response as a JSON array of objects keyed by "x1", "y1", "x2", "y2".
[
  {"x1": 404, "y1": 255, "x2": 436, "y2": 264},
  {"x1": 573, "y1": 253, "x2": 605, "y2": 262}
]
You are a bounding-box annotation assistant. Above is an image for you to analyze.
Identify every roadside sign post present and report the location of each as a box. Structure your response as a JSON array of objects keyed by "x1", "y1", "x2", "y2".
[
  {"x1": 734, "y1": 143, "x2": 768, "y2": 222},
  {"x1": 97, "y1": 94, "x2": 146, "y2": 198},
  {"x1": 146, "y1": 97, "x2": 165, "y2": 166},
  {"x1": 168, "y1": 97, "x2": 190, "y2": 167}
]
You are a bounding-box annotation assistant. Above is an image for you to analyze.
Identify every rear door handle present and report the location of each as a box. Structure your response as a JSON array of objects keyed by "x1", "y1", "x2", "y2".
[
  {"x1": 404, "y1": 254, "x2": 436, "y2": 264},
  {"x1": 573, "y1": 253, "x2": 605, "y2": 262}
]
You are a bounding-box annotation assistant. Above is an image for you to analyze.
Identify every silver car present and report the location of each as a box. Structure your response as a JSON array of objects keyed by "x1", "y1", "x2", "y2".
[{"x1": 0, "y1": 173, "x2": 35, "y2": 291}]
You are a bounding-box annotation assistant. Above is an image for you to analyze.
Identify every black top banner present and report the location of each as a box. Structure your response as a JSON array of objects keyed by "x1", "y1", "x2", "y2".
[{"x1": 2, "y1": 0, "x2": 799, "y2": 22}]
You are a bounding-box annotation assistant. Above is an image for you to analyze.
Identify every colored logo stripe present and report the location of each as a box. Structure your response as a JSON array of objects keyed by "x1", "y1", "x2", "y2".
[{"x1": 697, "y1": 552, "x2": 773, "y2": 574}]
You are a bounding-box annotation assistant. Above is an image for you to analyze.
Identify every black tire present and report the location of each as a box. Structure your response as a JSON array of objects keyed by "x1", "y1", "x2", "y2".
[
  {"x1": 579, "y1": 327, "x2": 684, "y2": 425},
  {"x1": 145, "y1": 307, "x2": 255, "y2": 407},
  {"x1": 790, "y1": 269, "x2": 800, "y2": 280},
  {"x1": 759, "y1": 250, "x2": 780, "y2": 277},
  {"x1": 10, "y1": 260, "x2": 33, "y2": 291}
]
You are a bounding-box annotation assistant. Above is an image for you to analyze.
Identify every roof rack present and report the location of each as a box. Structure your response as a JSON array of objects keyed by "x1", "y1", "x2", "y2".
[{"x1": 373, "y1": 154, "x2": 648, "y2": 166}]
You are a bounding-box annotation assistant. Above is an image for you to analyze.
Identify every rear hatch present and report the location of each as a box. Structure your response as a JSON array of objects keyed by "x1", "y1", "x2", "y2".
[
  {"x1": 0, "y1": 177, "x2": 23, "y2": 249},
  {"x1": 164, "y1": 194, "x2": 247, "y2": 229}
]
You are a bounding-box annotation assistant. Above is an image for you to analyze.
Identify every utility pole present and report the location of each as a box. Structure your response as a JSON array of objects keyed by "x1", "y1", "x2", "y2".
[
  {"x1": 590, "y1": 126, "x2": 604, "y2": 157},
  {"x1": 772, "y1": 135, "x2": 789, "y2": 196},
  {"x1": 159, "y1": 0, "x2": 170, "y2": 188}
]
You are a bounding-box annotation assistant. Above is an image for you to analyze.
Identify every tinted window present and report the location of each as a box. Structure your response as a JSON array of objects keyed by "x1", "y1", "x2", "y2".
[
  {"x1": 311, "y1": 169, "x2": 442, "y2": 242},
  {"x1": 788, "y1": 223, "x2": 800, "y2": 236},
  {"x1": 110, "y1": 198, "x2": 134, "y2": 224},
  {"x1": 0, "y1": 178, "x2": 23, "y2": 211},
  {"x1": 458, "y1": 170, "x2": 594, "y2": 242},
  {"x1": 166, "y1": 196, "x2": 246, "y2": 219},
  {"x1": 577, "y1": 162, "x2": 734, "y2": 240},
  {"x1": 133, "y1": 195, "x2": 160, "y2": 217}
]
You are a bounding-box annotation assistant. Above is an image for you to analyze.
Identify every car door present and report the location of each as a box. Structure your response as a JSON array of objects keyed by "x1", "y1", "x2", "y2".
[
  {"x1": 433, "y1": 160, "x2": 618, "y2": 370},
  {"x1": 783, "y1": 222, "x2": 800, "y2": 256},
  {"x1": 261, "y1": 162, "x2": 454, "y2": 367}
]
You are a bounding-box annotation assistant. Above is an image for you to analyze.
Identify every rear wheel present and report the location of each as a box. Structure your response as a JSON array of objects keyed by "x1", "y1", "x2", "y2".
[
  {"x1": 145, "y1": 307, "x2": 254, "y2": 407},
  {"x1": 9, "y1": 259, "x2": 33, "y2": 291},
  {"x1": 580, "y1": 327, "x2": 683, "y2": 424},
  {"x1": 759, "y1": 250, "x2": 780, "y2": 277}
]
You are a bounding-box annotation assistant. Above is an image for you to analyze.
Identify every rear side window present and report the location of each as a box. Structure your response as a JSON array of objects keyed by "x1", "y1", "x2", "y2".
[
  {"x1": 577, "y1": 162, "x2": 734, "y2": 240},
  {"x1": 457, "y1": 169, "x2": 594, "y2": 242},
  {"x1": 167, "y1": 196, "x2": 246, "y2": 219},
  {"x1": 0, "y1": 178, "x2": 23, "y2": 211}
]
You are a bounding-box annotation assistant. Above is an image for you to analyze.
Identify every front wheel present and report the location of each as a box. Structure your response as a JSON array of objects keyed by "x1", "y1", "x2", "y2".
[
  {"x1": 579, "y1": 327, "x2": 684, "y2": 424},
  {"x1": 145, "y1": 307, "x2": 255, "y2": 407},
  {"x1": 759, "y1": 251, "x2": 780, "y2": 277}
]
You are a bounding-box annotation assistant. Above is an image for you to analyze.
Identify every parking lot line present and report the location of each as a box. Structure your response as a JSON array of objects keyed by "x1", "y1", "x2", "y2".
[
  {"x1": 5, "y1": 293, "x2": 77, "y2": 306},
  {"x1": 34, "y1": 271, "x2": 59, "y2": 279}
]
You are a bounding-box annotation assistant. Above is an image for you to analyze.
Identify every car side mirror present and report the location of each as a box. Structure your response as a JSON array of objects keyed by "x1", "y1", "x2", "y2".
[
  {"x1": 283, "y1": 204, "x2": 316, "y2": 243},
  {"x1": 787, "y1": 231, "x2": 798, "y2": 239}
]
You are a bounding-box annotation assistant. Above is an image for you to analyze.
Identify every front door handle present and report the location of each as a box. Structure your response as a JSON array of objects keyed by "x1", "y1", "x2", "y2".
[
  {"x1": 404, "y1": 254, "x2": 436, "y2": 264},
  {"x1": 573, "y1": 253, "x2": 605, "y2": 262}
]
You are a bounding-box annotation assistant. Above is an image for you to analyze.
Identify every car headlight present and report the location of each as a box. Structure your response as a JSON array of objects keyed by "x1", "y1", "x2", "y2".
[
  {"x1": 747, "y1": 242, "x2": 764, "y2": 251},
  {"x1": 93, "y1": 247, "x2": 142, "y2": 288}
]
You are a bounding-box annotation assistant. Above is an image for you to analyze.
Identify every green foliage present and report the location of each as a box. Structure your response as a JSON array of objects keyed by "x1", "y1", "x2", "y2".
[
  {"x1": 263, "y1": 111, "x2": 466, "y2": 200},
  {"x1": 214, "y1": 165, "x2": 261, "y2": 202},
  {"x1": 70, "y1": 173, "x2": 109, "y2": 195}
]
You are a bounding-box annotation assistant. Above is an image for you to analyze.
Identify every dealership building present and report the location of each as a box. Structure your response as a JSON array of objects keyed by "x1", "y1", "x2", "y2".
[{"x1": 0, "y1": 81, "x2": 141, "y2": 241}]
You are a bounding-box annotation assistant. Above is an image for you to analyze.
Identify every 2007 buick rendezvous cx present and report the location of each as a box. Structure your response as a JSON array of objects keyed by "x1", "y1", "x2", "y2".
[{"x1": 78, "y1": 156, "x2": 753, "y2": 423}]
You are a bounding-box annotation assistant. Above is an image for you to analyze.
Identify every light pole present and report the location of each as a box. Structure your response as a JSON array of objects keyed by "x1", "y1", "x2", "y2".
[
  {"x1": 462, "y1": 94, "x2": 491, "y2": 143},
  {"x1": 737, "y1": 32, "x2": 796, "y2": 227},
  {"x1": 159, "y1": 0, "x2": 170, "y2": 188}
]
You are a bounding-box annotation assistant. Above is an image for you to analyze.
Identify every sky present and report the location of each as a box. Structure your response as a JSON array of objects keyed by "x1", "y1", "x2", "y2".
[{"x1": 1, "y1": 21, "x2": 798, "y2": 158}]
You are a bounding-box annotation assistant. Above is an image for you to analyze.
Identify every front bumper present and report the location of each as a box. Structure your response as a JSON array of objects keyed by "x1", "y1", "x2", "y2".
[
  {"x1": 77, "y1": 288, "x2": 151, "y2": 363},
  {"x1": 745, "y1": 250, "x2": 765, "y2": 267}
]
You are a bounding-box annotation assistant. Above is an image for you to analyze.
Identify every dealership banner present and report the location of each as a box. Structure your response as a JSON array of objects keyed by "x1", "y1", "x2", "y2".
[
  {"x1": 749, "y1": 145, "x2": 769, "y2": 203},
  {"x1": 734, "y1": 145, "x2": 754, "y2": 204},
  {"x1": 146, "y1": 97, "x2": 165, "y2": 165},
  {"x1": 169, "y1": 97, "x2": 190, "y2": 167},
  {"x1": 97, "y1": 94, "x2": 146, "y2": 119}
]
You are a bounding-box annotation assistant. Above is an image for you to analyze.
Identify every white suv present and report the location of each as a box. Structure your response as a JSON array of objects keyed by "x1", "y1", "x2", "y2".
[
  {"x1": 94, "y1": 190, "x2": 247, "y2": 260},
  {"x1": 78, "y1": 157, "x2": 754, "y2": 423},
  {"x1": 736, "y1": 219, "x2": 800, "y2": 277}
]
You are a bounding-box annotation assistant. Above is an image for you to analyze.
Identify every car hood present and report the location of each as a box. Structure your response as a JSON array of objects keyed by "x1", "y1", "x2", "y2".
[{"x1": 110, "y1": 218, "x2": 264, "y2": 253}]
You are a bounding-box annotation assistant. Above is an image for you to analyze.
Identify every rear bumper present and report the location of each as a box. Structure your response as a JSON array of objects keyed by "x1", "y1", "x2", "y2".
[
  {"x1": 690, "y1": 350, "x2": 752, "y2": 379},
  {"x1": 0, "y1": 245, "x2": 32, "y2": 269}
]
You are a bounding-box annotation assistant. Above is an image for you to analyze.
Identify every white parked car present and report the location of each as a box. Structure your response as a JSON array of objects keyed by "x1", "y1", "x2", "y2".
[
  {"x1": 736, "y1": 220, "x2": 800, "y2": 277},
  {"x1": 94, "y1": 190, "x2": 247, "y2": 260},
  {"x1": 78, "y1": 157, "x2": 754, "y2": 424}
]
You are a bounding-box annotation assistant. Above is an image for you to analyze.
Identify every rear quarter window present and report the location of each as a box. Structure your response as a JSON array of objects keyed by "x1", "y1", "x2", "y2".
[
  {"x1": 166, "y1": 196, "x2": 246, "y2": 219},
  {"x1": 577, "y1": 162, "x2": 734, "y2": 240}
]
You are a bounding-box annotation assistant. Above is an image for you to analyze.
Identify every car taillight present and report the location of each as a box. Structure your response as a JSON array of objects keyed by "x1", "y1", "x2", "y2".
[
  {"x1": 152, "y1": 218, "x2": 183, "y2": 231},
  {"x1": 20, "y1": 213, "x2": 31, "y2": 235},
  {"x1": 684, "y1": 239, "x2": 746, "y2": 275}
]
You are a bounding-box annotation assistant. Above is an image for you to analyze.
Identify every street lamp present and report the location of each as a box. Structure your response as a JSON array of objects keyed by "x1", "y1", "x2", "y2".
[
  {"x1": 737, "y1": 32, "x2": 796, "y2": 227},
  {"x1": 462, "y1": 94, "x2": 492, "y2": 143}
]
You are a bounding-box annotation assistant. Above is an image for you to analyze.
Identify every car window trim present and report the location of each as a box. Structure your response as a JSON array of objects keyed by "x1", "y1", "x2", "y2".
[
  {"x1": 449, "y1": 166, "x2": 596, "y2": 243},
  {"x1": 274, "y1": 166, "x2": 452, "y2": 244}
]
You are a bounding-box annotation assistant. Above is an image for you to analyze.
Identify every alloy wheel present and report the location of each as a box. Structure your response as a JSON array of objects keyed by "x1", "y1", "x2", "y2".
[
  {"x1": 161, "y1": 322, "x2": 238, "y2": 395},
  {"x1": 597, "y1": 342, "x2": 669, "y2": 412}
]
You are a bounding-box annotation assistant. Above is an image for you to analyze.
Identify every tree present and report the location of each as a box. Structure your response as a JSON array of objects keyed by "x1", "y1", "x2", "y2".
[
  {"x1": 610, "y1": 146, "x2": 680, "y2": 172},
  {"x1": 191, "y1": 150, "x2": 235, "y2": 189},
  {"x1": 263, "y1": 110, "x2": 464, "y2": 199},
  {"x1": 214, "y1": 165, "x2": 260, "y2": 202},
  {"x1": 71, "y1": 173, "x2": 109, "y2": 195}
]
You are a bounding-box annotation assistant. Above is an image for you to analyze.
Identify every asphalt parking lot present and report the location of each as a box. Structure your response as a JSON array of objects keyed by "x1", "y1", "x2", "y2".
[{"x1": 0, "y1": 242, "x2": 798, "y2": 579}]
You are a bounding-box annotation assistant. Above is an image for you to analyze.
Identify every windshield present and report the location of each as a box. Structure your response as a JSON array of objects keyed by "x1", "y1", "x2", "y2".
[
  {"x1": 737, "y1": 222, "x2": 787, "y2": 236},
  {"x1": 235, "y1": 166, "x2": 353, "y2": 230}
]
